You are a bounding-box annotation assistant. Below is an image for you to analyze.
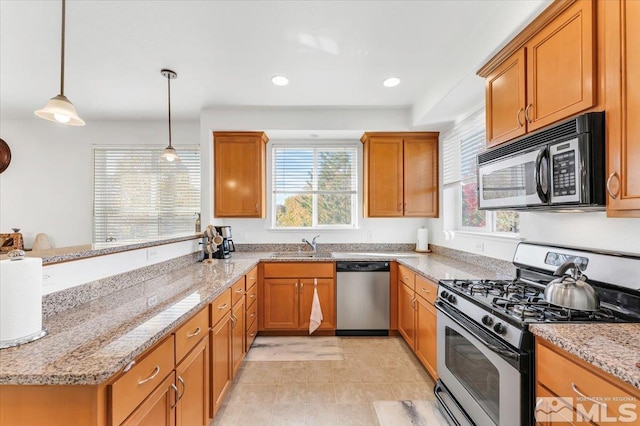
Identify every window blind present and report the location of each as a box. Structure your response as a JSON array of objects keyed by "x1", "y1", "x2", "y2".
[
  {"x1": 272, "y1": 145, "x2": 358, "y2": 227},
  {"x1": 442, "y1": 109, "x2": 486, "y2": 184},
  {"x1": 93, "y1": 147, "x2": 201, "y2": 243}
]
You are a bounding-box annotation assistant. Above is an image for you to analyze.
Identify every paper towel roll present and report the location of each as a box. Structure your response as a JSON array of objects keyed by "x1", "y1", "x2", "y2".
[
  {"x1": 416, "y1": 228, "x2": 429, "y2": 251},
  {"x1": 0, "y1": 258, "x2": 43, "y2": 344}
]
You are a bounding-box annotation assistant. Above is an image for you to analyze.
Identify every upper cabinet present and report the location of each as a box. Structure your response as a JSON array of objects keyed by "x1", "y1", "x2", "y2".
[
  {"x1": 481, "y1": 0, "x2": 596, "y2": 148},
  {"x1": 604, "y1": 0, "x2": 640, "y2": 216},
  {"x1": 361, "y1": 132, "x2": 439, "y2": 218},
  {"x1": 213, "y1": 131, "x2": 268, "y2": 218}
]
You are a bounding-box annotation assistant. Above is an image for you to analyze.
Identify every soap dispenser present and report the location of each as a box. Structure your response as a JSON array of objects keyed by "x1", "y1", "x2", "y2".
[{"x1": 195, "y1": 213, "x2": 201, "y2": 233}]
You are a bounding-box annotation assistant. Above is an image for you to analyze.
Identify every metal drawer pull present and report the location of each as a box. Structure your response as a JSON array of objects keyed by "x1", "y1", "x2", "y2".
[
  {"x1": 186, "y1": 327, "x2": 201, "y2": 338},
  {"x1": 516, "y1": 108, "x2": 524, "y2": 127},
  {"x1": 230, "y1": 314, "x2": 237, "y2": 327},
  {"x1": 235, "y1": 288, "x2": 243, "y2": 293},
  {"x1": 138, "y1": 366, "x2": 160, "y2": 385},
  {"x1": 249, "y1": 332, "x2": 256, "y2": 337},
  {"x1": 570, "y1": 382, "x2": 608, "y2": 407},
  {"x1": 218, "y1": 303, "x2": 228, "y2": 310},
  {"x1": 422, "y1": 288, "x2": 430, "y2": 293},
  {"x1": 301, "y1": 282, "x2": 304, "y2": 291},
  {"x1": 250, "y1": 294, "x2": 256, "y2": 298},
  {"x1": 250, "y1": 312, "x2": 256, "y2": 317},
  {"x1": 170, "y1": 383, "x2": 179, "y2": 408},
  {"x1": 123, "y1": 360, "x2": 136, "y2": 373},
  {"x1": 606, "y1": 172, "x2": 619, "y2": 199},
  {"x1": 249, "y1": 275, "x2": 256, "y2": 280},
  {"x1": 177, "y1": 376, "x2": 186, "y2": 401}
]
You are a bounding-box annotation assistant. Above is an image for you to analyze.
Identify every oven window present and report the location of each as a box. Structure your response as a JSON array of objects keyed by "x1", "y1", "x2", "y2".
[
  {"x1": 482, "y1": 161, "x2": 536, "y2": 200},
  {"x1": 445, "y1": 328, "x2": 500, "y2": 423}
]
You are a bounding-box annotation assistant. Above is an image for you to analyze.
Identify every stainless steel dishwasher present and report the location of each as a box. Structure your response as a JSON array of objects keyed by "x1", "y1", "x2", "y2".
[{"x1": 336, "y1": 261, "x2": 390, "y2": 336}]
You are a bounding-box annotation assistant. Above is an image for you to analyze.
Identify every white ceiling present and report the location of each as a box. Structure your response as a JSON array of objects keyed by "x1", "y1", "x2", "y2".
[{"x1": 0, "y1": 0, "x2": 551, "y2": 128}]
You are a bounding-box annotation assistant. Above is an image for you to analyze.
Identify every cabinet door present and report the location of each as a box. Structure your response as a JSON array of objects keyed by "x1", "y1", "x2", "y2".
[
  {"x1": 415, "y1": 296, "x2": 438, "y2": 381},
  {"x1": 121, "y1": 373, "x2": 176, "y2": 426},
  {"x1": 397, "y1": 282, "x2": 415, "y2": 348},
  {"x1": 365, "y1": 137, "x2": 404, "y2": 217},
  {"x1": 231, "y1": 298, "x2": 245, "y2": 378},
  {"x1": 214, "y1": 132, "x2": 267, "y2": 218},
  {"x1": 485, "y1": 49, "x2": 527, "y2": 147},
  {"x1": 263, "y1": 279, "x2": 299, "y2": 329},
  {"x1": 299, "y1": 278, "x2": 335, "y2": 331},
  {"x1": 176, "y1": 338, "x2": 209, "y2": 426},
  {"x1": 210, "y1": 312, "x2": 232, "y2": 418},
  {"x1": 404, "y1": 136, "x2": 439, "y2": 217},
  {"x1": 526, "y1": 0, "x2": 595, "y2": 131},
  {"x1": 605, "y1": 0, "x2": 640, "y2": 215}
]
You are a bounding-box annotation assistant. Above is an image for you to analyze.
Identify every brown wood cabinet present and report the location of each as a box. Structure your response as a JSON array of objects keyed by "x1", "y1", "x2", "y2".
[
  {"x1": 121, "y1": 373, "x2": 176, "y2": 426},
  {"x1": 175, "y1": 338, "x2": 209, "y2": 426},
  {"x1": 397, "y1": 266, "x2": 438, "y2": 380},
  {"x1": 230, "y1": 297, "x2": 246, "y2": 378},
  {"x1": 261, "y1": 262, "x2": 336, "y2": 332},
  {"x1": 245, "y1": 266, "x2": 259, "y2": 351},
  {"x1": 535, "y1": 337, "x2": 640, "y2": 425},
  {"x1": 604, "y1": 0, "x2": 640, "y2": 217},
  {"x1": 209, "y1": 309, "x2": 231, "y2": 418},
  {"x1": 480, "y1": 0, "x2": 596, "y2": 147},
  {"x1": 361, "y1": 132, "x2": 439, "y2": 218},
  {"x1": 213, "y1": 131, "x2": 268, "y2": 218}
]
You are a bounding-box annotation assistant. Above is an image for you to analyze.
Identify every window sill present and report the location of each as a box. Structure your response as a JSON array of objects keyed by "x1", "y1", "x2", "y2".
[
  {"x1": 267, "y1": 227, "x2": 360, "y2": 232},
  {"x1": 444, "y1": 230, "x2": 523, "y2": 242}
]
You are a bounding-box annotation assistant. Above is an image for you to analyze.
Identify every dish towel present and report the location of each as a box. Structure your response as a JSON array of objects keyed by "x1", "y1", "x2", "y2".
[{"x1": 309, "y1": 279, "x2": 323, "y2": 334}]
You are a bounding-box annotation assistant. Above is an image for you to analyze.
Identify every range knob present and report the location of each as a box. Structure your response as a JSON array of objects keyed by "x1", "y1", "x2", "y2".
[
  {"x1": 447, "y1": 294, "x2": 457, "y2": 304},
  {"x1": 481, "y1": 315, "x2": 494, "y2": 326},
  {"x1": 493, "y1": 323, "x2": 507, "y2": 335},
  {"x1": 440, "y1": 290, "x2": 449, "y2": 299}
]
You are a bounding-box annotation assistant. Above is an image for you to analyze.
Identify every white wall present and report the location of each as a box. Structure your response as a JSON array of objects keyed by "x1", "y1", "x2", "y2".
[
  {"x1": 200, "y1": 106, "x2": 430, "y2": 244},
  {"x1": 0, "y1": 118, "x2": 199, "y2": 247}
]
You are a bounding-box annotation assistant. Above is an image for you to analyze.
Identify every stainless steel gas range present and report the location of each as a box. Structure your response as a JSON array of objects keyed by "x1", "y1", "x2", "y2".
[{"x1": 434, "y1": 242, "x2": 640, "y2": 426}]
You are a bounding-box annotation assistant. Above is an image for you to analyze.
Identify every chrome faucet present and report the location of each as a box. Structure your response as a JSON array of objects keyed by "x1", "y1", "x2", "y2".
[{"x1": 302, "y1": 235, "x2": 320, "y2": 252}]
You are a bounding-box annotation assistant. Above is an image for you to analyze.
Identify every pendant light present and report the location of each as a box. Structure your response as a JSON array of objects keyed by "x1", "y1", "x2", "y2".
[
  {"x1": 35, "y1": 0, "x2": 85, "y2": 126},
  {"x1": 160, "y1": 69, "x2": 180, "y2": 162}
]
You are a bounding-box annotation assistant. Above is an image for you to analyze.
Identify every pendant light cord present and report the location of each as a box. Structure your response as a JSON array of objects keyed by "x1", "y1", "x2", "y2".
[
  {"x1": 60, "y1": 0, "x2": 66, "y2": 95},
  {"x1": 167, "y1": 74, "x2": 172, "y2": 148}
]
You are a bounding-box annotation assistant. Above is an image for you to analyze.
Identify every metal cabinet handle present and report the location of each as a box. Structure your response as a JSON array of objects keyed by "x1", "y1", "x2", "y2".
[
  {"x1": 218, "y1": 303, "x2": 228, "y2": 310},
  {"x1": 300, "y1": 282, "x2": 304, "y2": 292},
  {"x1": 524, "y1": 104, "x2": 533, "y2": 123},
  {"x1": 397, "y1": 202, "x2": 402, "y2": 212},
  {"x1": 606, "y1": 171, "x2": 620, "y2": 199},
  {"x1": 230, "y1": 314, "x2": 237, "y2": 328},
  {"x1": 421, "y1": 287, "x2": 430, "y2": 294},
  {"x1": 411, "y1": 297, "x2": 416, "y2": 310},
  {"x1": 255, "y1": 202, "x2": 259, "y2": 212},
  {"x1": 235, "y1": 288, "x2": 243, "y2": 294},
  {"x1": 516, "y1": 108, "x2": 524, "y2": 127},
  {"x1": 571, "y1": 382, "x2": 608, "y2": 408},
  {"x1": 249, "y1": 293, "x2": 256, "y2": 299},
  {"x1": 177, "y1": 376, "x2": 186, "y2": 401},
  {"x1": 249, "y1": 312, "x2": 256, "y2": 318},
  {"x1": 249, "y1": 332, "x2": 256, "y2": 337},
  {"x1": 138, "y1": 366, "x2": 160, "y2": 385},
  {"x1": 249, "y1": 275, "x2": 256, "y2": 280},
  {"x1": 170, "y1": 383, "x2": 179, "y2": 409},
  {"x1": 186, "y1": 327, "x2": 201, "y2": 338}
]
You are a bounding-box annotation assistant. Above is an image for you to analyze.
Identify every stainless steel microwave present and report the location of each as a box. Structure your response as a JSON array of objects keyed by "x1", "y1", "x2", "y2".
[{"x1": 477, "y1": 112, "x2": 605, "y2": 211}]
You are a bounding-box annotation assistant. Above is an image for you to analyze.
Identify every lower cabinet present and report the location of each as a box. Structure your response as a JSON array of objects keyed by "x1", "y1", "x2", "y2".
[
  {"x1": 210, "y1": 309, "x2": 232, "y2": 418},
  {"x1": 175, "y1": 338, "x2": 209, "y2": 426},
  {"x1": 121, "y1": 373, "x2": 177, "y2": 426},
  {"x1": 396, "y1": 266, "x2": 438, "y2": 380},
  {"x1": 231, "y1": 297, "x2": 246, "y2": 378}
]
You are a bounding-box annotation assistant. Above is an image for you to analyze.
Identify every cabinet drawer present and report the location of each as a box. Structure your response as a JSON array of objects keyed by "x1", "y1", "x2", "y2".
[
  {"x1": 246, "y1": 317, "x2": 258, "y2": 352},
  {"x1": 536, "y1": 340, "x2": 638, "y2": 424},
  {"x1": 174, "y1": 306, "x2": 208, "y2": 364},
  {"x1": 398, "y1": 265, "x2": 416, "y2": 290},
  {"x1": 415, "y1": 274, "x2": 437, "y2": 305},
  {"x1": 246, "y1": 299, "x2": 258, "y2": 327},
  {"x1": 246, "y1": 283, "x2": 258, "y2": 307},
  {"x1": 245, "y1": 266, "x2": 258, "y2": 290},
  {"x1": 109, "y1": 335, "x2": 175, "y2": 426},
  {"x1": 231, "y1": 277, "x2": 245, "y2": 306},
  {"x1": 211, "y1": 289, "x2": 231, "y2": 326},
  {"x1": 263, "y1": 262, "x2": 334, "y2": 278}
]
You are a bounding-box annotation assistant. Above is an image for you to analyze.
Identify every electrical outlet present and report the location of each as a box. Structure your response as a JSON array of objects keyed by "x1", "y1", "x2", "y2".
[
  {"x1": 147, "y1": 248, "x2": 158, "y2": 261},
  {"x1": 475, "y1": 242, "x2": 484, "y2": 252},
  {"x1": 367, "y1": 231, "x2": 373, "y2": 241},
  {"x1": 147, "y1": 295, "x2": 159, "y2": 307}
]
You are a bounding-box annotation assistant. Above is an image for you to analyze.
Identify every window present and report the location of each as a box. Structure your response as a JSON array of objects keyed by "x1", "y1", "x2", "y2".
[
  {"x1": 442, "y1": 110, "x2": 519, "y2": 234},
  {"x1": 272, "y1": 144, "x2": 358, "y2": 229},
  {"x1": 93, "y1": 147, "x2": 201, "y2": 243}
]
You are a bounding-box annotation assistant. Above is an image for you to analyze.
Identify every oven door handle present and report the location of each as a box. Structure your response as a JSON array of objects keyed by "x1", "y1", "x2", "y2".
[{"x1": 436, "y1": 300, "x2": 525, "y2": 370}]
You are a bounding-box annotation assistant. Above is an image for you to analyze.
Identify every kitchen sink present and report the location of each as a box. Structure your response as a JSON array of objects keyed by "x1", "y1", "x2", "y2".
[{"x1": 270, "y1": 252, "x2": 334, "y2": 259}]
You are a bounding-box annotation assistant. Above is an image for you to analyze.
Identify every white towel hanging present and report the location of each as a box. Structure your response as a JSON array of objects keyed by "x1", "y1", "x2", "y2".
[{"x1": 309, "y1": 278, "x2": 323, "y2": 334}]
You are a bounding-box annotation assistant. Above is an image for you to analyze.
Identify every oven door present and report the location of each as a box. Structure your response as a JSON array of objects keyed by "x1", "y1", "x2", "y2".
[
  {"x1": 436, "y1": 301, "x2": 526, "y2": 426},
  {"x1": 478, "y1": 147, "x2": 549, "y2": 209}
]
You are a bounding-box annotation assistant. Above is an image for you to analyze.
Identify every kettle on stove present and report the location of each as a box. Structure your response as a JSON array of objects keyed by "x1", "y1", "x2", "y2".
[{"x1": 543, "y1": 261, "x2": 600, "y2": 311}]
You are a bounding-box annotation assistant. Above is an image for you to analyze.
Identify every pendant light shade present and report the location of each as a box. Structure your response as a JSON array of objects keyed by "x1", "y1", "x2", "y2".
[
  {"x1": 161, "y1": 69, "x2": 180, "y2": 162},
  {"x1": 35, "y1": 0, "x2": 85, "y2": 126}
]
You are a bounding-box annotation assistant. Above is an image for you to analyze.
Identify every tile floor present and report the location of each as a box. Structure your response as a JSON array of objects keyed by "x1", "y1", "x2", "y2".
[{"x1": 211, "y1": 336, "x2": 437, "y2": 426}]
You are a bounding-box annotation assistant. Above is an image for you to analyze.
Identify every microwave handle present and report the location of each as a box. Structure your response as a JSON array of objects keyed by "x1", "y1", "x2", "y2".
[{"x1": 535, "y1": 148, "x2": 549, "y2": 203}]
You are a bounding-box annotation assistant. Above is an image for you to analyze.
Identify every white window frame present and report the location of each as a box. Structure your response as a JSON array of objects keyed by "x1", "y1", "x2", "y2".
[{"x1": 270, "y1": 142, "x2": 359, "y2": 230}]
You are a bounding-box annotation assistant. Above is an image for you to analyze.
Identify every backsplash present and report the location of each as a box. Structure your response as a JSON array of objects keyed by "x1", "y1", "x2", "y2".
[
  {"x1": 235, "y1": 243, "x2": 416, "y2": 252},
  {"x1": 430, "y1": 244, "x2": 516, "y2": 277}
]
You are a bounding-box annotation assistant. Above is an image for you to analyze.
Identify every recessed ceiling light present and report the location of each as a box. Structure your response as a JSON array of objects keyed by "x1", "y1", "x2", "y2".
[
  {"x1": 383, "y1": 77, "x2": 401, "y2": 88},
  {"x1": 271, "y1": 75, "x2": 289, "y2": 86}
]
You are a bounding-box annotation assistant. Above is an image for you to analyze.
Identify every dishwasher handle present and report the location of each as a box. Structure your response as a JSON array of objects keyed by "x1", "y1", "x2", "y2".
[{"x1": 336, "y1": 261, "x2": 390, "y2": 273}]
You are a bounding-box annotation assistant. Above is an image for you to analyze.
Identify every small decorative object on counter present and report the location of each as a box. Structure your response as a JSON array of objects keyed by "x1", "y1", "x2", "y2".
[
  {"x1": 195, "y1": 212, "x2": 201, "y2": 233},
  {"x1": 0, "y1": 231, "x2": 24, "y2": 252},
  {"x1": 7, "y1": 249, "x2": 25, "y2": 260}
]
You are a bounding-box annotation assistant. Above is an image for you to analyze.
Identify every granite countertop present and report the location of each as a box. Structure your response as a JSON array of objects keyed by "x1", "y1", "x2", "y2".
[
  {"x1": 0, "y1": 250, "x2": 507, "y2": 386},
  {"x1": 530, "y1": 323, "x2": 640, "y2": 390}
]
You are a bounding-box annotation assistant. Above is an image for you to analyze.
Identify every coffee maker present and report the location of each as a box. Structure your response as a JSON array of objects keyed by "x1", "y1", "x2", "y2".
[{"x1": 213, "y1": 226, "x2": 235, "y2": 259}]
